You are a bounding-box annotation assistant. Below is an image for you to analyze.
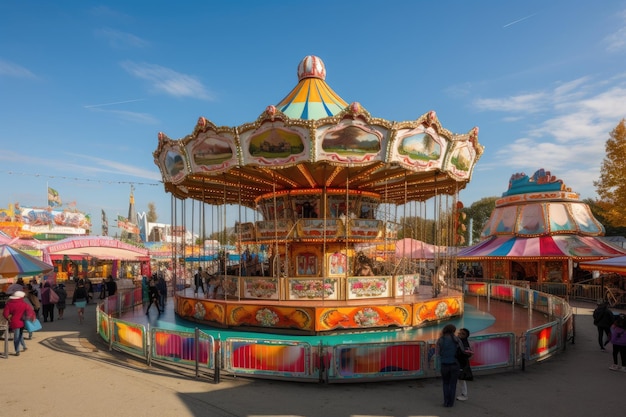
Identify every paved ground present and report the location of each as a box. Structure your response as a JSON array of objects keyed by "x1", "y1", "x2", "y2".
[{"x1": 1, "y1": 300, "x2": 624, "y2": 417}]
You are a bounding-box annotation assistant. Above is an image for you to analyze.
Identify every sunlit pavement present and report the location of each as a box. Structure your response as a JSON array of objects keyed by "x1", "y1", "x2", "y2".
[{"x1": 2, "y1": 299, "x2": 625, "y2": 417}]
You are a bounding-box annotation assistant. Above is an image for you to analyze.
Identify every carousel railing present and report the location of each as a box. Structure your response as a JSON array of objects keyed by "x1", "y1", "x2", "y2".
[{"x1": 96, "y1": 282, "x2": 575, "y2": 384}]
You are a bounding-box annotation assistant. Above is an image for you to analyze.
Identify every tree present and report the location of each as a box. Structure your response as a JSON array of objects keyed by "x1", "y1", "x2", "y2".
[
  {"x1": 594, "y1": 119, "x2": 626, "y2": 226},
  {"x1": 583, "y1": 197, "x2": 626, "y2": 236},
  {"x1": 147, "y1": 202, "x2": 158, "y2": 223},
  {"x1": 463, "y1": 196, "x2": 498, "y2": 243}
]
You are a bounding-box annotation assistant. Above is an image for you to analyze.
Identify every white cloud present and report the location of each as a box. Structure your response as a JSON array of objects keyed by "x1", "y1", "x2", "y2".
[
  {"x1": 121, "y1": 61, "x2": 214, "y2": 100},
  {"x1": 0, "y1": 59, "x2": 36, "y2": 79},
  {"x1": 480, "y1": 75, "x2": 626, "y2": 199},
  {"x1": 604, "y1": 9, "x2": 626, "y2": 52},
  {"x1": 95, "y1": 28, "x2": 150, "y2": 48},
  {"x1": 474, "y1": 92, "x2": 549, "y2": 113}
]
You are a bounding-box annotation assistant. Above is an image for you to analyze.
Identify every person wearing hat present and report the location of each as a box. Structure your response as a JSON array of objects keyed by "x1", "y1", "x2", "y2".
[{"x1": 2, "y1": 290, "x2": 36, "y2": 356}]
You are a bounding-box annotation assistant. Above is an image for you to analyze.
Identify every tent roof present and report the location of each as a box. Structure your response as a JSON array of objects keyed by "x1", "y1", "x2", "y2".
[
  {"x1": 579, "y1": 255, "x2": 626, "y2": 274},
  {"x1": 457, "y1": 235, "x2": 626, "y2": 261},
  {"x1": 46, "y1": 236, "x2": 149, "y2": 261}
]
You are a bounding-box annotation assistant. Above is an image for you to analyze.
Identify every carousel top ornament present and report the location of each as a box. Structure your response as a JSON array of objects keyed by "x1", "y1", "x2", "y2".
[{"x1": 153, "y1": 56, "x2": 484, "y2": 208}]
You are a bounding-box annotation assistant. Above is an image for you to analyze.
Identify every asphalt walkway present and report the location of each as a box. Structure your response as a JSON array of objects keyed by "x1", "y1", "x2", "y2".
[{"x1": 1, "y1": 300, "x2": 623, "y2": 417}]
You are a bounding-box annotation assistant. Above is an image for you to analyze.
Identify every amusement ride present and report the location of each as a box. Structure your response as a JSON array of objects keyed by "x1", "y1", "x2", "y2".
[{"x1": 153, "y1": 55, "x2": 484, "y2": 334}]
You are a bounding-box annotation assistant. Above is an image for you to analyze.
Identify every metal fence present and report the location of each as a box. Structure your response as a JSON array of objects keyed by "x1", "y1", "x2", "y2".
[{"x1": 96, "y1": 281, "x2": 574, "y2": 383}]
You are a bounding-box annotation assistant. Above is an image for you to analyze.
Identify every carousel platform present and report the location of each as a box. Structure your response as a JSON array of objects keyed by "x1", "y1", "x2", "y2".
[{"x1": 171, "y1": 284, "x2": 464, "y2": 335}]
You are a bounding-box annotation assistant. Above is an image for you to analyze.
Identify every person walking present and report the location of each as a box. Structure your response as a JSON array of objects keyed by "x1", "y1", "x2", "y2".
[
  {"x1": 145, "y1": 278, "x2": 161, "y2": 315},
  {"x1": 194, "y1": 267, "x2": 205, "y2": 295},
  {"x1": 55, "y1": 283, "x2": 68, "y2": 320},
  {"x1": 436, "y1": 323, "x2": 461, "y2": 407},
  {"x1": 609, "y1": 313, "x2": 626, "y2": 371},
  {"x1": 72, "y1": 280, "x2": 89, "y2": 324},
  {"x1": 156, "y1": 274, "x2": 167, "y2": 311},
  {"x1": 456, "y1": 328, "x2": 474, "y2": 401},
  {"x1": 593, "y1": 300, "x2": 615, "y2": 351},
  {"x1": 40, "y1": 281, "x2": 55, "y2": 322},
  {"x1": 2, "y1": 290, "x2": 36, "y2": 356}
]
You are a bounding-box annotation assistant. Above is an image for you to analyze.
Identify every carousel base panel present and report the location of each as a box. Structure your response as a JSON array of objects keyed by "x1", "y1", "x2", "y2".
[{"x1": 173, "y1": 286, "x2": 463, "y2": 335}]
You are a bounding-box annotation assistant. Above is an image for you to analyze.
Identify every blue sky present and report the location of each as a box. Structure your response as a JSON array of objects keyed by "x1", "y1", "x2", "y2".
[{"x1": 2, "y1": 1, "x2": 626, "y2": 235}]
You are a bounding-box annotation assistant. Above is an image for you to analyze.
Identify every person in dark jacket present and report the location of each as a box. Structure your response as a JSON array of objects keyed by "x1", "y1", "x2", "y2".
[
  {"x1": 105, "y1": 275, "x2": 117, "y2": 297},
  {"x1": 145, "y1": 278, "x2": 161, "y2": 315},
  {"x1": 436, "y1": 324, "x2": 461, "y2": 407},
  {"x1": 593, "y1": 300, "x2": 615, "y2": 351},
  {"x1": 456, "y1": 328, "x2": 473, "y2": 401}
]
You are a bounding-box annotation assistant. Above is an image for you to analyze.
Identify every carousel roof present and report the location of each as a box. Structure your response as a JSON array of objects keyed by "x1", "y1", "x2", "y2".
[
  {"x1": 460, "y1": 169, "x2": 626, "y2": 260},
  {"x1": 579, "y1": 255, "x2": 626, "y2": 274},
  {"x1": 458, "y1": 234, "x2": 626, "y2": 261},
  {"x1": 153, "y1": 56, "x2": 483, "y2": 208}
]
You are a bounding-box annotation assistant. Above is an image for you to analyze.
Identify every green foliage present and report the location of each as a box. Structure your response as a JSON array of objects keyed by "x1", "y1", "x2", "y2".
[
  {"x1": 463, "y1": 196, "x2": 499, "y2": 242},
  {"x1": 594, "y1": 119, "x2": 626, "y2": 227}
]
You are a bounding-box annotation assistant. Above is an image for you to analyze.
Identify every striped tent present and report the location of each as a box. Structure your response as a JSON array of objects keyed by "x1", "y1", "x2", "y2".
[{"x1": 458, "y1": 235, "x2": 626, "y2": 261}]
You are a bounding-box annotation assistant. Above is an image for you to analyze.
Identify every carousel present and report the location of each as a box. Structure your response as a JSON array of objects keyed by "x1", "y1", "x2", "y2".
[{"x1": 153, "y1": 55, "x2": 484, "y2": 334}]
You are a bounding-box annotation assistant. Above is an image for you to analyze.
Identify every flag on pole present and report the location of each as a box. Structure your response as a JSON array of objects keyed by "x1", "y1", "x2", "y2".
[{"x1": 47, "y1": 187, "x2": 62, "y2": 207}]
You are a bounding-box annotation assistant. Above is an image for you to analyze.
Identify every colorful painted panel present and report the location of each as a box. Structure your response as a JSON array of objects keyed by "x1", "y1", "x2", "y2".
[
  {"x1": 446, "y1": 140, "x2": 475, "y2": 179},
  {"x1": 395, "y1": 274, "x2": 420, "y2": 296},
  {"x1": 188, "y1": 131, "x2": 236, "y2": 173},
  {"x1": 319, "y1": 124, "x2": 382, "y2": 163},
  {"x1": 569, "y1": 202, "x2": 603, "y2": 234},
  {"x1": 227, "y1": 304, "x2": 315, "y2": 331},
  {"x1": 517, "y1": 203, "x2": 546, "y2": 235},
  {"x1": 396, "y1": 130, "x2": 442, "y2": 168},
  {"x1": 348, "y1": 219, "x2": 381, "y2": 239},
  {"x1": 246, "y1": 127, "x2": 306, "y2": 165},
  {"x1": 317, "y1": 304, "x2": 411, "y2": 331},
  {"x1": 111, "y1": 320, "x2": 146, "y2": 355},
  {"x1": 177, "y1": 297, "x2": 226, "y2": 324},
  {"x1": 227, "y1": 339, "x2": 311, "y2": 375},
  {"x1": 235, "y1": 222, "x2": 255, "y2": 241},
  {"x1": 297, "y1": 219, "x2": 342, "y2": 238},
  {"x1": 243, "y1": 277, "x2": 279, "y2": 299},
  {"x1": 256, "y1": 220, "x2": 293, "y2": 239},
  {"x1": 347, "y1": 276, "x2": 392, "y2": 299},
  {"x1": 526, "y1": 322, "x2": 559, "y2": 360},
  {"x1": 162, "y1": 147, "x2": 187, "y2": 183},
  {"x1": 413, "y1": 297, "x2": 462, "y2": 325},
  {"x1": 151, "y1": 329, "x2": 213, "y2": 366},
  {"x1": 288, "y1": 278, "x2": 338, "y2": 300},
  {"x1": 327, "y1": 252, "x2": 347, "y2": 276},
  {"x1": 335, "y1": 342, "x2": 424, "y2": 377}
]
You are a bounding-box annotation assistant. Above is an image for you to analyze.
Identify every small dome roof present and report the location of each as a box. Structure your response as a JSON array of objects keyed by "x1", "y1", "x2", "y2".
[{"x1": 276, "y1": 55, "x2": 348, "y2": 120}]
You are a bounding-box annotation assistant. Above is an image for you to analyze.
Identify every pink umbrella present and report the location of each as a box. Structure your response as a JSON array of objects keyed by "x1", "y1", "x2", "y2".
[{"x1": 395, "y1": 238, "x2": 441, "y2": 259}]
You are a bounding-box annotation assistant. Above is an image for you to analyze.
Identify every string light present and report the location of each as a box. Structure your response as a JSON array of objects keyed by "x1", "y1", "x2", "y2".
[{"x1": 1, "y1": 171, "x2": 161, "y2": 187}]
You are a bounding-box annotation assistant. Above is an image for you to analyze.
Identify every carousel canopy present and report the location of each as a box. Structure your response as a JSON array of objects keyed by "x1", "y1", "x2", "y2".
[
  {"x1": 153, "y1": 56, "x2": 483, "y2": 208},
  {"x1": 46, "y1": 236, "x2": 149, "y2": 261}
]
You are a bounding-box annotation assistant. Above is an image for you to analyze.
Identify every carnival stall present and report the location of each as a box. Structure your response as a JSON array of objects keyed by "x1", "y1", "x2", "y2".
[
  {"x1": 153, "y1": 56, "x2": 483, "y2": 333},
  {"x1": 45, "y1": 236, "x2": 150, "y2": 284},
  {"x1": 458, "y1": 169, "x2": 626, "y2": 283}
]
